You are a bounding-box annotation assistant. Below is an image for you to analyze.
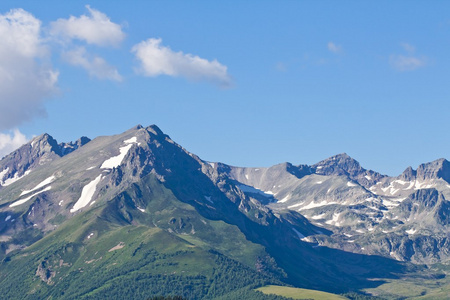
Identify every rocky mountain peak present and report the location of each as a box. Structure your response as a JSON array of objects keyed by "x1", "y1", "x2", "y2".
[
  {"x1": 0, "y1": 133, "x2": 90, "y2": 187},
  {"x1": 31, "y1": 133, "x2": 61, "y2": 155},
  {"x1": 399, "y1": 166, "x2": 417, "y2": 181},
  {"x1": 58, "y1": 136, "x2": 91, "y2": 156},
  {"x1": 3, "y1": 124, "x2": 450, "y2": 298},
  {"x1": 286, "y1": 163, "x2": 313, "y2": 179},
  {"x1": 313, "y1": 153, "x2": 364, "y2": 177},
  {"x1": 76, "y1": 136, "x2": 91, "y2": 146},
  {"x1": 416, "y1": 158, "x2": 450, "y2": 183},
  {"x1": 146, "y1": 124, "x2": 164, "y2": 136}
]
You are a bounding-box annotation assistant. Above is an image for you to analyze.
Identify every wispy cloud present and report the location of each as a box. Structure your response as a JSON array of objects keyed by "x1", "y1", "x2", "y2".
[
  {"x1": 0, "y1": 8, "x2": 58, "y2": 130},
  {"x1": 275, "y1": 62, "x2": 287, "y2": 72},
  {"x1": 50, "y1": 5, "x2": 125, "y2": 47},
  {"x1": 62, "y1": 47, "x2": 122, "y2": 81},
  {"x1": 327, "y1": 42, "x2": 342, "y2": 54},
  {"x1": 132, "y1": 38, "x2": 232, "y2": 88},
  {"x1": 390, "y1": 43, "x2": 427, "y2": 71},
  {"x1": 389, "y1": 55, "x2": 427, "y2": 71},
  {"x1": 400, "y1": 42, "x2": 415, "y2": 53},
  {"x1": 0, "y1": 129, "x2": 28, "y2": 159}
]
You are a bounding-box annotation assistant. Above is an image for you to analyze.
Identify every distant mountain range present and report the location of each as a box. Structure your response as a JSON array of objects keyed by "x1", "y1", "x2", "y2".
[{"x1": 0, "y1": 125, "x2": 448, "y2": 299}]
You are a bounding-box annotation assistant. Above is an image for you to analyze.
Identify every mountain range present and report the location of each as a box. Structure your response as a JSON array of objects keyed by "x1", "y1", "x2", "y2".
[{"x1": 0, "y1": 125, "x2": 449, "y2": 299}]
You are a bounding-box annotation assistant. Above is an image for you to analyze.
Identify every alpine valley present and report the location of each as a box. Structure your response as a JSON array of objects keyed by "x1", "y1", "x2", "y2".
[{"x1": 1, "y1": 125, "x2": 449, "y2": 299}]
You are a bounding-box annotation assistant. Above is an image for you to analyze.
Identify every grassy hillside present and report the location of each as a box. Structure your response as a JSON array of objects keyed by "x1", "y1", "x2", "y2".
[
  {"x1": 0, "y1": 175, "x2": 285, "y2": 299},
  {"x1": 362, "y1": 262, "x2": 450, "y2": 299},
  {"x1": 0, "y1": 171, "x2": 442, "y2": 299},
  {"x1": 256, "y1": 285, "x2": 348, "y2": 300}
]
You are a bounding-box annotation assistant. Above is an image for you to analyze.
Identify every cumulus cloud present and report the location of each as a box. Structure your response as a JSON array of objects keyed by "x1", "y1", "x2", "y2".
[
  {"x1": 49, "y1": 5, "x2": 124, "y2": 81},
  {"x1": 327, "y1": 42, "x2": 342, "y2": 53},
  {"x1": 390, "y1": 43, "x2": 427, "y2": 71},
  {"x1": 0, "y1": 8, "x2": 58, "y2": 130},
  {"x1": 0, "y1": 129, "x2": 28, "y2": 159},
  {"x1": 62, "y1": 47, "x2": 122, "y2": 81},
  {"x1": 50, "y1": 5, "x2": 125, "y2": 47},
  {"x1": 131, "y1": 38, "x2": 232, "y2": 88}
]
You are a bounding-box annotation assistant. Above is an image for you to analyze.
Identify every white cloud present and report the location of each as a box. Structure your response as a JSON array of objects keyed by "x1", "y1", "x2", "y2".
[
  {"x1": 400, "y1": 42, "x2": 415, "y2": 53},
  {"x1": 49, "y1": 6, "x2": 124, "y2": 81},
  {"x1": 390, "y1": 43, "x2": 427, "y2": 71},
  {"x1": 0, "y1": 129, "x2": 28, "y2": 159},
  {"x1": 63, "y1": 47, "x2": 122, "y2": 81},
  {"x1": 327, "y1": 42, "x2": 342, "y2": 53},
  {"x1": 131, "y1": 38, "x2": 232, "y2": 88},
  {"x1": 50, "y1": 5, "x2": 125, "y2": 47},
  {"x1": 0, "y1": 8, "x2": 58, "y2": 130},
  {"x1": 389, "y1": 55, "x2": 427, "y2": 71}
]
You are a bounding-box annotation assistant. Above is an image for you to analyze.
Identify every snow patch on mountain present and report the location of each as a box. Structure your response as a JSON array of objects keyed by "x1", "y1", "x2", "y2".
[
  {"x1": 101, "y1": 137, "x2": 138, "y2": 169},
  {"x1": 279, "y1": 194, "x2": 290, "y2": 203},
  {"x1": 0, "y1": 168, "x2": 9, "y2": 181},
  {"x1": 299, "y1": 200, "x2": 338, "y2": 210},
  {"x1": 404, "y1": 181, "x2": 415, "y2": 190},
  {"x1": 288, "y1": 203, "x2": 303, "y2": 209},
  {"x1": 292, "y1": 227, "x2": 305, "y2": 239},
  {"x1": 311, "y1": 213, "x2": 326, "y2": 220},
  {"x1": 10, "y1": 186, "x2": 52, "y2": 207},
  {"x1": 123, "y1": 137, "x2": 137, "y2": 144},
  {"x1": 382, "y1": 198, "x2": 401, "y2": 208},
  {"x1": 20, "y1": 175, "x2": 55, "y2": 196},
  {"x1": 377, "y1": 179, "x2": 438, "y2": 196},
  {"x1": 70, "y1": 175, "x2": 103, "y2": 213},
  {"x1": 325, "y1": 213, "x2": 342, "y2": 226},
  {"x1": 406, "y1": 228, "x2": 417, "y2": 235},
  {"x1": 101, "y1": 144, "x2": 134, "y2": 169},
  {"x1": 2, "y1": 170, "x2": 32, "y2": 186}
]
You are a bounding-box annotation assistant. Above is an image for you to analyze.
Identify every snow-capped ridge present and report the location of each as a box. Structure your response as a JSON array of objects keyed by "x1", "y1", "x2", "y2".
[
  {"x1": 0, "y1": 133, "x2": 90, "y2": 189},
  {"x1": 3, "y1": 123, "x2": 450, "y2": 267}
]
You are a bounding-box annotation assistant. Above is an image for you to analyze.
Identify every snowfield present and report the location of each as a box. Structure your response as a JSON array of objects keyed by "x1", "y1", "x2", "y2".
[
  {"x1": 10, "y1": 186, "x2": 52, "y2": 208},
  {"x1": 20, "y1": 175, "x2": 55, "y2": 196},
  {"x1": 70, "y1": 175, "x2": 103, "y2": 213},
  {"x1": 2, "y1": 170, "x2": 31, "y2": 186},
  {"x1": 101, "y1": 137, "x2": 138, "y2": 169}
]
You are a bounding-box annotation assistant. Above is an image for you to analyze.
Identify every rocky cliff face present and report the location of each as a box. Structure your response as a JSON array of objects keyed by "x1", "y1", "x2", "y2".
[{"x1": 214, "y1": 153, "x2": 450, "y2": 264}]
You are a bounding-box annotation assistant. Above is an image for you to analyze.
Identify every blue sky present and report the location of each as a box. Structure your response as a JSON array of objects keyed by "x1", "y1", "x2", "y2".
[{"x1": 0, "y1": 1, "x2": 449, "y2": 176}]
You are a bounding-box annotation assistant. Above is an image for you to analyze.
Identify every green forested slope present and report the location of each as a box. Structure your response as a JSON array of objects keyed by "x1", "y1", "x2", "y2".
[{"x1": 0, "y1": 175, "x2": 284, "y2": 299}]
